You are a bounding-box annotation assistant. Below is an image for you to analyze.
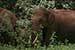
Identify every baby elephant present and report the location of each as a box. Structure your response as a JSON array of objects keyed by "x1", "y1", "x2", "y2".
[
  {"x1": 31, "y1": 7, "x2": 75, "y2": 47},
  {"x1": 0, "y1": 7, "x2": 17, "y2": 45}
]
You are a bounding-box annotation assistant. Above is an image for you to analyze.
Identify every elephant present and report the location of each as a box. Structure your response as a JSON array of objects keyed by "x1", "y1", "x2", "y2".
[
  {"x1": 0, "y1": 7, "x2": 17, "y2": 45},
  {"x1": 31, "y1": 7, "x2": 75, "y2": 47}
]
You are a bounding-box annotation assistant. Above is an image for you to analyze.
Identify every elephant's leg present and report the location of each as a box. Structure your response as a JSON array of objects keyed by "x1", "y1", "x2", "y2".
[{"x1": 41, "y1": 27, "x2": 53, "y2": 47}]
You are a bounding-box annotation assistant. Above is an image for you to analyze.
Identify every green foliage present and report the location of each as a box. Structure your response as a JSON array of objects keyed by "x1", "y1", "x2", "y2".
[
  {"x1": 0, "y1": 0, "x2": 17, "y2": 10},
  {"x1": 0, "y1": 44, "x2": 75, "y2": 50}
]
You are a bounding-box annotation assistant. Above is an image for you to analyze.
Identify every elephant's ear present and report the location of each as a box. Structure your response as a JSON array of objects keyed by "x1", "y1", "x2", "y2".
[{"x1": 48, "y1": 11, "x2": 55, "y2": 25}]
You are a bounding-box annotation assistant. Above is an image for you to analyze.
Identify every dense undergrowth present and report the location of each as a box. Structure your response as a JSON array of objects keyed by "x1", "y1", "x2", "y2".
[{"x1": 0, "y1": 44, "x2": 75, "y2": 50}]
